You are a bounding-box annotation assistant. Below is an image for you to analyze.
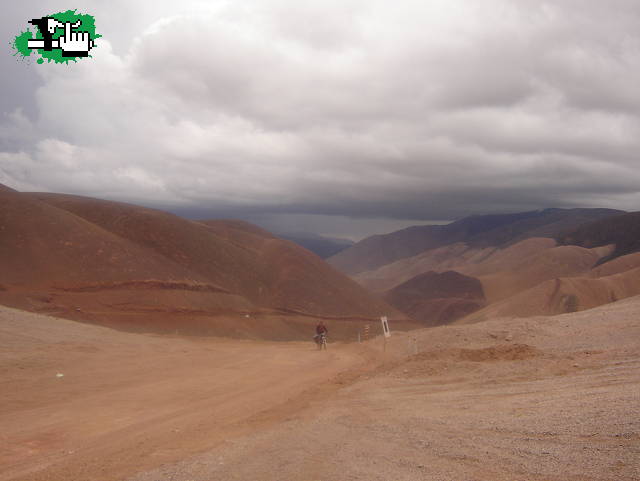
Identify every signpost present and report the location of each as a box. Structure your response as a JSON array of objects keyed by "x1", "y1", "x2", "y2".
[
  {"x1": 381, "y1": 316, "x2": 391, "y2": 338},
  {"x1": 381, "y1": 316, "x2": 390, "y2": 352}
]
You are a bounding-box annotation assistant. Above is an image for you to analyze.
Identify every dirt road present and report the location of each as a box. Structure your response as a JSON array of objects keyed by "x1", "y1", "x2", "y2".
[
  {"x1": 2, "y1": 297, "x2": 639, "y2": 481},
  {"x1": 0, "y1": 306, "x2": 370, "y2": 481},
  {"x1": 129, "y1": 298, "x2": 640, "y2": 481}
]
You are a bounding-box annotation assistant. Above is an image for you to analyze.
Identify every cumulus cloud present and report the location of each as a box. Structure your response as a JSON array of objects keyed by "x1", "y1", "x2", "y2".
[{"x1": 1, "y1": 0, "x2": 639, "y2": 237}]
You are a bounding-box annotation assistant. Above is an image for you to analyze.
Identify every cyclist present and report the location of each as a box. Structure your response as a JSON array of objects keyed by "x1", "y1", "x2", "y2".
[{"x1": 314, "y1": 321, "x2": 328, "y2": 350}]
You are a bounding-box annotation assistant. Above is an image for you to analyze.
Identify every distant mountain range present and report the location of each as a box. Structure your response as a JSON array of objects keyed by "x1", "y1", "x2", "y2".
[
  {"x1": 277, "y1": 232, "x2": 354, "y2": 259},
  {"x1": 557, "y1": 211, "x2": 640, "y2": 265},
  {"x1": 329, "y1": 208, "x2": 640, "y2": 325},
  {"x1": 4, "y1": 180, "x2": 638, "y2": 335},
  {"x1": 328, "y1": 208, "x2": 624, "y2": 275}
]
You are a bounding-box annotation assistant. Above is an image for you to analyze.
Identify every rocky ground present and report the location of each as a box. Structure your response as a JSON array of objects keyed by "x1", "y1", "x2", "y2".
[{"x1": 2, "y1": 296, "x2": 639, "y2": 481}]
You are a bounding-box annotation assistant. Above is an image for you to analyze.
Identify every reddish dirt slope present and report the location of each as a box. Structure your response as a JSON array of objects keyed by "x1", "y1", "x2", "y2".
[
  {"x1": 31, "y1": 193, "x2": 274, "y2": 303},
  {"x1": 0, "y1": 189, "x2": 196, "y2": 286},
  {"x1": 0, "y1": 190, "x2": 402, "y2": 336},
  {"x1": 358, "y1": 235, "x2": 622, "y2": 325},
  {"x1": 385, "y1": 271, "x2": 485, "y2": 325},
  {"x1": 457, "y1": 267, "x2": 640, "y2": 324},
  {"x1": 198, "y1": 219, "x2": 404, "y2": 319},
  {"x1": 356, "y1": 238, "x2": 611, "y2": 305},
  {"x1": 477, "y1": 244, "x2": 611, "y2": 303},
  {"x1": 357, "y1": 238, "x2": 618, "y2": 325},
  {"x1": 590, "y1": 252, "x2": 640, "y2": 277},
  {"x1": 350, "y1": 209, "x2": 639, "y2": 326},
  {"x1": 355, "y1": 238, "x2": 556, "y2": 292}
]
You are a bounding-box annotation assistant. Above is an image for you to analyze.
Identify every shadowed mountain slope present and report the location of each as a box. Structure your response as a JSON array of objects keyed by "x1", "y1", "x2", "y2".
[
  {"x1": 278, "y1": 232, "x2": 354, "y2": 259},
  {"x1": 199, "y1": 219, "x2": 277, "y2": 240},
  {"x1": 328, "y1": 208, "x2": 623, "y2": 275},
  {"x1": 384, "y1": 271, "x2": 485, "y2": 325},
  {"x1": 558, "y1": 211, "x2": 640, "y2": 265}
]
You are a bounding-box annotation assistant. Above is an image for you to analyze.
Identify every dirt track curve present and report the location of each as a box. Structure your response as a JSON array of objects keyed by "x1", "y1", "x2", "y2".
[
  {"x1": 2, "y1": 298, "x2": 639, "y2": 481},
  {"x1": 0, "y1": 306, "x2": 374, "y2": 481}
]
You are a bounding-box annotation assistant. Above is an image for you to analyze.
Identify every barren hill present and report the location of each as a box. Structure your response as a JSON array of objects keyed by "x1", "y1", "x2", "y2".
[
  {"x1": 590, "y1": 252, "x2": 640, "y2": 277},
  {"x1": 458, "y1": 266, "x2": 640, "y2": 324},
  {"x1": 197, "y1": 219, "x2": 398, "y2": 319},
  {"x1": 344, "y1": 208, "x2": 631, "y2": 325},
  {"x1": 558, "y1": 211, "x2": 640, "y2": 264},
  {"x1": 0, "y1": 189, "x2": 192, "y2": 287},
  {"x1": 354, "y1": 231, "x2": 640, "y2": 326},
  {"x1": 355, "y1": 238, "x2": 612, "y2": 303},
  {"x1": 0, "y1": 189, "x2": 403, "y2": 337},
  {"x1": 355, "y1": 237, "x2": 557, "y2": 293},
  {"x1": 477, "y1": 244, "x2": 612, "y2": 303},
  {"x1": 384, "y1": 271, "x2": 485, "y2": 325},
  {"x1": 328, "y1": 208, "x2": 622, "y2": 275}
]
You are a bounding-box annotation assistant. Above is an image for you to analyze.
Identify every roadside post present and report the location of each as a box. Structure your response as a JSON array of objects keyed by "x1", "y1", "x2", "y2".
[{"x1": 381, "y1": 316, "x2": 391, "y2": 351}]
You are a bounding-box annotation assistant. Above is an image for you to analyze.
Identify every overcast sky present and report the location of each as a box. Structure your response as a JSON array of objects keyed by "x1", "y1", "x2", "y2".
[{"x1": 1, "y1": 1, "x2": 639, "y2": 240}]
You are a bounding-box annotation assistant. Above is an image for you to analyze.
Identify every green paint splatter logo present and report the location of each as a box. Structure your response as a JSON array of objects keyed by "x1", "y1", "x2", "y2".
[{"x1": 12, "y1": 10, "x2": 100, "y2": 64}]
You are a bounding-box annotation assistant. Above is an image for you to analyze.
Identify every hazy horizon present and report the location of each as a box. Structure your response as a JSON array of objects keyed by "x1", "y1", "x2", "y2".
[{"x1": 2, "y1": 1, "x2": 639, "y2": 239}]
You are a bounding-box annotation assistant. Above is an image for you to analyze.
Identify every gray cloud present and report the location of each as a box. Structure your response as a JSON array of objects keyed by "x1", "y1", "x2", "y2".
[{"x1": 1, "y1": 0, "x2": 639, "y2": 239}]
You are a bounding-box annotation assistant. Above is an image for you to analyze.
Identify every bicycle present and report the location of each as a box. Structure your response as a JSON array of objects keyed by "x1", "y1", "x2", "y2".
[{"x1": 314, "y1": 332, "x2": 328, "y2": 350}]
